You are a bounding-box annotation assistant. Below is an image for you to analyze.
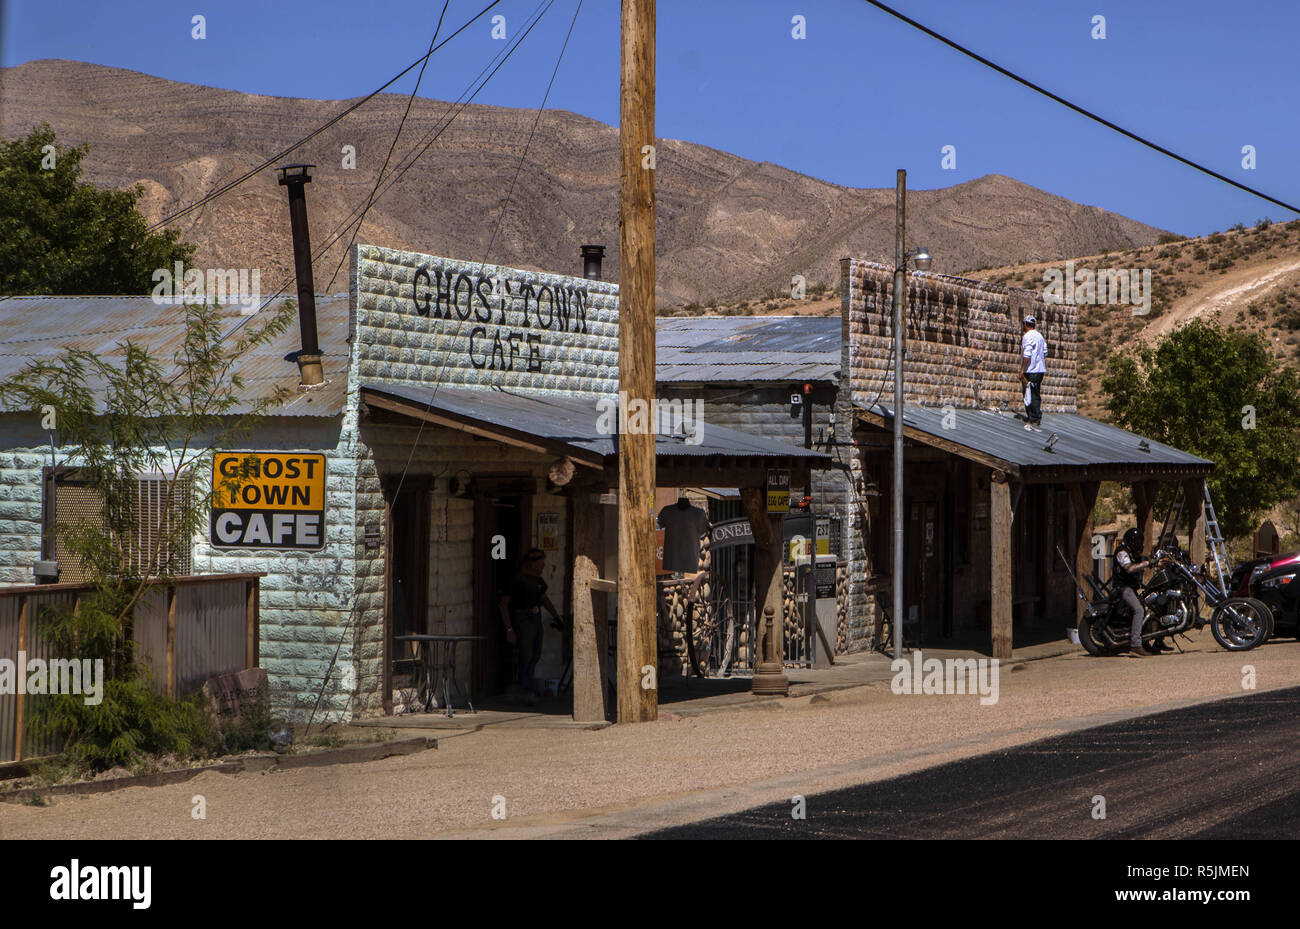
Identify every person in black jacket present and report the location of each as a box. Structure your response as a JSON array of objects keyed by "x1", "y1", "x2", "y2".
[
  {"x1": 498, "y1": 548, "x2": 561, "y2": 702},
  {"x1": 1114, "y1": 527, "x2": 1155, "y2": 657}
]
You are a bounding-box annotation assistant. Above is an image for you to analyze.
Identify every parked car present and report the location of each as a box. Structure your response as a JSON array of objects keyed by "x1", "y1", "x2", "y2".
[{"x1": 1229, "y1": 552, "x2": 1300, "y2": 639}]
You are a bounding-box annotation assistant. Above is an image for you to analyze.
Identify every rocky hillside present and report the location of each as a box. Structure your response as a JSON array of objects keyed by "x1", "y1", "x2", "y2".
[{"x1": 2, "y1": 59, "x2": 1167, "y2": 304}]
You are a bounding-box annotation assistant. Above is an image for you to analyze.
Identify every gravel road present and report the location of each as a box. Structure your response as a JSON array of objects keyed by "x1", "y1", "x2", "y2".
[{"x1": 2, "y1": 631, "x2": 1296, "y2": 839}]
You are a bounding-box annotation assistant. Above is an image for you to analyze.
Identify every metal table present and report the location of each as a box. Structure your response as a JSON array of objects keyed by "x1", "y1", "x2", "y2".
[{"x1": 393, "y1": 634, "x2": 486, "y2": 718}]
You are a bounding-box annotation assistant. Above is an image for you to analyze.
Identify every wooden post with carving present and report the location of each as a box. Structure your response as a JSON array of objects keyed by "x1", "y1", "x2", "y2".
[
  {"x1": 1183, "y1": 478, "x2": 1206, "y2": 567},
  {"x1": 616, "y1": 0, "x2": 657, "y2": 723},
  {"x1": 572, "y1": 489, "x2": 611, "y2": 721},
  {"x1": 1070, "y1": 482, "x2": 1100, "y2": 626},
  {"x1": 1133, "y1": 479, "x2": 1158, "y2": 550},
  {"x1": 989, "y1": 470, "x2": 1018, "y2": 660},
  {"x1": 743, "y1": 487, "x2": 788, "y2": 695}
]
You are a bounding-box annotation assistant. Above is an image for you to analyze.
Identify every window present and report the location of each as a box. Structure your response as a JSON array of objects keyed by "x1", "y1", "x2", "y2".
[{"x1": 43, "y1": 468, "x2": 194, "y2": 582}]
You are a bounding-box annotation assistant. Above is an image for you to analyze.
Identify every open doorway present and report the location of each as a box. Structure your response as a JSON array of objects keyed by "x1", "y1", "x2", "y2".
[
  {"x1": 472, "y1": 487, "x2": 529, "y2": 697},
  {"x1": 384, "y1": 477, "x2": 430, "y2": 710}
]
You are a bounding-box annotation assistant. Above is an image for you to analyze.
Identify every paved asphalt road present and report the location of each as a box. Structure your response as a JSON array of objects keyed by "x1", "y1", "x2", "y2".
[{"x1": 644, "y1": 686, "x2": 1300, "y2": 839}]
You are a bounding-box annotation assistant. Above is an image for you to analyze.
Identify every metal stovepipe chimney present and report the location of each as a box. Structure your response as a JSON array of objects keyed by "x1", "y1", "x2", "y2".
[{"x1": 277, "y1": 163, "x2": 323, "y2": 386}]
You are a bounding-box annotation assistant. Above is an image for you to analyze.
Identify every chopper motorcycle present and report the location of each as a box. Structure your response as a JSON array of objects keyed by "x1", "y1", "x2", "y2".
[{"x1": 1072, "y1": 543, "x2": 1271, "y2": 655}]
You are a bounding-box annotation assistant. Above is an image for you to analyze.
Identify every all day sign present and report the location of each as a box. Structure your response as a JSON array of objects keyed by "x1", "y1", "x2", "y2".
[{"x1": 210, "y1": 453, "x2": 327, "y2": 550}]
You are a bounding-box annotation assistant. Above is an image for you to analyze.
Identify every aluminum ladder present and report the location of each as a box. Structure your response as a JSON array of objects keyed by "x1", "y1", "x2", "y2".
[
  {"x1": 1154, "y1": 479, "x2": 1230, "y2": 597},
  {"x1": 1201, "y1": 481, "x2": 1231, "y2": 598}
]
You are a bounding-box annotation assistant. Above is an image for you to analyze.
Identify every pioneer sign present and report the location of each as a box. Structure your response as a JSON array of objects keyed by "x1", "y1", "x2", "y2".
[{"x1": 210, "y1": 453, "x2": 327, "y2": 550}]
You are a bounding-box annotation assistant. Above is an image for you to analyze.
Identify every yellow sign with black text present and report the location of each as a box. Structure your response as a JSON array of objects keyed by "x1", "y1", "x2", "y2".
[
  {"x1": 210, "y1": 453, "x2": 327, "y2": 550},
  {"x1": 766, "y1": 468, "x2": 790, "y2": 513}
]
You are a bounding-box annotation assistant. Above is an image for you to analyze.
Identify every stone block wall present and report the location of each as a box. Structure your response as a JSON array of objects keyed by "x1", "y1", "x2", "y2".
[
  {"x1": 351, "y1": 244, "x2": 621, "y2": 397},
  {"x1": 842, "y1": 259, "x2": 1078, "y2": 413},
  {"x1": 0, "y1": 418, "x2": 55, "y2": 586}
]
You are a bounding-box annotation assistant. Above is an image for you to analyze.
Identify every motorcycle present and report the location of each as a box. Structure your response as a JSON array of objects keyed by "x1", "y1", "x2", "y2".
[
  {"x1": 1069, "y1": 544, "x2": 1271, "y2": 655},
  {"x1": 1228, "y1": 551, "x2": 1300, "y2": 640}
]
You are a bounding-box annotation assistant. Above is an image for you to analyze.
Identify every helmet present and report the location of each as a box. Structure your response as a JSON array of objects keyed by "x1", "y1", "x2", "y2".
[{"x1": 1122, "y1": 528, "x2": 1143, "y2": 551}]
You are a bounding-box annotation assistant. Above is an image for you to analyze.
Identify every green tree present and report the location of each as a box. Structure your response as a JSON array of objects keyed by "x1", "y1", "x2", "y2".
[
  {"x1": 1102, "y1": 316, "x2": 1300, "y2": 540},
  {"x1": 0, "y1": 299, "x2": 295, "y2": 771},
  {"x1": 0, "y1": 124, "x2": 196, "y2": 295}
]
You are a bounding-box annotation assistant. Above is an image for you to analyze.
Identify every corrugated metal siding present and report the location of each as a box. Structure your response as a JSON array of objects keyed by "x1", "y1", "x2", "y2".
[
  {"x1": 0, "y1": 294, "x2": 350, "y2": 416},
  {"x1": 132, "y1": 587, "x2": 170, "y2": 692},
  {"x1": 861, "y1": 403, "x2": 1213, "y2": 470},
  {"x1": 363, "y1": 384, "x2": 829, "y2": 462},
  {"x1": 657, "y1": 316, "x2": 841, "y2": 384},
  {"x1": 0, "y1": 590, "x2": 78, "y2": 761},
  {"x1": 174, "y1": 581, "x2": 247, "y2": 695},
  {"x1": 1, "y1": 578, "x2": 254, "y2": 761},
  {"x1": 23, "y1": 593, "x2": 75, "y2": 759},
  {"x1": 0, "y1": 595, "x2": 18, "y2": 762}
]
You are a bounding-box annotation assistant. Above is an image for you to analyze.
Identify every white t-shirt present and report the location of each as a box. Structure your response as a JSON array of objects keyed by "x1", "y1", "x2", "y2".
[{"x1": 1022, "y1": 329, "x2": 1047, "y2": 374}]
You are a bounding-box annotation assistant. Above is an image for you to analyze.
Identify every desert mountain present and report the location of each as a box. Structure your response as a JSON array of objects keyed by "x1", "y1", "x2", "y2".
[
  {"x1": 2, "y1": 59, "x2": 1167, "y2": 304},
  {"x1": 966, "y1": 219, "x2": 1300, "y2": 418}
]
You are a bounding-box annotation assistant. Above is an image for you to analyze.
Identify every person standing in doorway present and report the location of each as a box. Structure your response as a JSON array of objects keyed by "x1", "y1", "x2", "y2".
[
  {"x1": 1020, "y1": 314, "x2": 1048, "y2": 431},
  {"x1": 498, "y1": 548, "x2": 561, "y2": 704}
]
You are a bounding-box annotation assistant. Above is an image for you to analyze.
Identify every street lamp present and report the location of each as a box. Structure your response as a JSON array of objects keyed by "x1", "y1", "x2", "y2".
[{"x1": 890, "y1": 170, "x2": 931, "y2": 660}]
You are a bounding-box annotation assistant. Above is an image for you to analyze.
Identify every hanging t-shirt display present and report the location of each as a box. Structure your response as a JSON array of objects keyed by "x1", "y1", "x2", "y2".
[{"x1": 657, "y1": 501, "x2": 711, "y2": 573}]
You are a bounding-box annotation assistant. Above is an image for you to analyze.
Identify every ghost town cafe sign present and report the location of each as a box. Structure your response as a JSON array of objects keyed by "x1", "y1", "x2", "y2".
[
  {"x1": 210, "y1": 453, "x2": 326, "y2": 550},
  {"x1": 410, "y1": 264, "x2": 594, "y2": 373}
]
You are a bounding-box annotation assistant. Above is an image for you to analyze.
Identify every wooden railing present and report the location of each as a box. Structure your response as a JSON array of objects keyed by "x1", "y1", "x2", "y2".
[{"x1": 0, "y1": 573, "x2": 263, "y2": 763}]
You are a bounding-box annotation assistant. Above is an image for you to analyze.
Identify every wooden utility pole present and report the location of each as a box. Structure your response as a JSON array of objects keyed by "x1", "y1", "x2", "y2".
[{"x1": 617, "y1": 0, "x2": 657, "y2": 723}]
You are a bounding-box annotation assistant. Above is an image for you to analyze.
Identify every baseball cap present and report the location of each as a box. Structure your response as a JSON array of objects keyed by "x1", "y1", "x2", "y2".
[{"x1": 1023, "y1": 314, "x2": 1036, "y2": 325}]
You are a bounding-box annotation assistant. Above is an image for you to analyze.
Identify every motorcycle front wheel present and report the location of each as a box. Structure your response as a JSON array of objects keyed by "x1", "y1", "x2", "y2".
[{"x1": 1210, "y1": 597, "x2": 1272, "y2": 651}]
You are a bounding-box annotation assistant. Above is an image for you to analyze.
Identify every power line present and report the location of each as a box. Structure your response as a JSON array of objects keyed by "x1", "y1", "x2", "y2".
[
  {"x1": 146, "y1": 0, "x2": 505, "y2": 233},
  {"x1": 319, "y1": 0, "x2": 556, "y2": 292},
  {"x1": 384, "y1": 0, "x2": 580, "y2": 509},
  {"x1": 860, "y1": 0, "x2": 1300, "y2": 216},
  {"x1": 322, "y1": 1, "x2": 453, "y2": 294},
  {"x1": 304, "y1": 0, "x2": 576, "y2": 723},
  {"x1": 205, "y1": 0, "x2": 557, "y2": 355}
]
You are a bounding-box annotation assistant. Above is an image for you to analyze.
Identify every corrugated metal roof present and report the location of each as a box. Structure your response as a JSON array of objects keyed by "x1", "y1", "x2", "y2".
[
  {"x1": 363, "y1": 383, "x2": 829, "y2": 464},
  {"x1": 656, "y1": 316, "x2": 841, "y2": 384},
  {"x1": 857, "y1": 402, "x2": 1213, "y2": 473},
  {"x1": 0, "y1": 294, "x2": 349, "y2": 416}
]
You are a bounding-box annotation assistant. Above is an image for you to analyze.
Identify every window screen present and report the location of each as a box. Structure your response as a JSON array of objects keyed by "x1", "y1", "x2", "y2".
[{"x1": 45, "y1": 469, "x2": 194, "y2": 581}]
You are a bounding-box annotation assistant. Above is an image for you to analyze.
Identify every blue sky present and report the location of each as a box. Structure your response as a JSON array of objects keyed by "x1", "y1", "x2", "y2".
[{"x1": 4, "y1": 0, "x2": 1296, "y2": 236}]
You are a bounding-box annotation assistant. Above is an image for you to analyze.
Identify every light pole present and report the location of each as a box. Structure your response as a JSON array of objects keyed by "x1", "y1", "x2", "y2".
[{"x1": 891, "y1": 168, "x2": 931, "y2": 660}]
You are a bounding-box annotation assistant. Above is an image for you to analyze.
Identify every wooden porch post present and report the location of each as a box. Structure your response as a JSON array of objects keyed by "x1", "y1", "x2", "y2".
[
  {"x1": 1133, "y1": 479, "x2": 1158, "y2": 550},
  {"x1": 1183, "y1": 478, "x2": 1206, "y2": 565},
  {"x1": 990, "y1": 472, "x2": 1015, "y2": 660},
  {"x1": 742, "y1": 487, "x2": 788, "y2": 695},
  {"x1": 15, "y1": 595, "x2": 27, "y2": 762},
  {"x1": 1070, "y1": 482, "x2": 1101, "y2": 626},
  {"x1": 572, "y1": 489, "x2": 611, "y2": 722}
]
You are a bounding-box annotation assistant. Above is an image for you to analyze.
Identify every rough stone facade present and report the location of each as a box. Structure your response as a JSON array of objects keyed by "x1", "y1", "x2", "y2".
[
  {"x1": 351, "y1": 244, "x2": 620, "y2": 396},
  {"x1": 842, "y1": 259, "x2": 1078, "y2": 413},
  {"x1": 0, "y1": 245, "x2": 620, "y2": 723},
  {"x1": 346, "y1": 245, "x2": 619, "y2": 716}
]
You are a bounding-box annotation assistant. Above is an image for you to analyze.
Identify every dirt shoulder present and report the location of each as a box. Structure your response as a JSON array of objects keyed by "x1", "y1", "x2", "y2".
[{"x1": 2, "y1": 631, "x2": 1296, "y2": 839}]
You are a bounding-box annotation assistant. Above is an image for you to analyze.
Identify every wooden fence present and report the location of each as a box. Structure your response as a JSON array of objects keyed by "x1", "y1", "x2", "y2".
[{"x1": 0, "y1": 573, "x2": 262, "y2": 763}]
